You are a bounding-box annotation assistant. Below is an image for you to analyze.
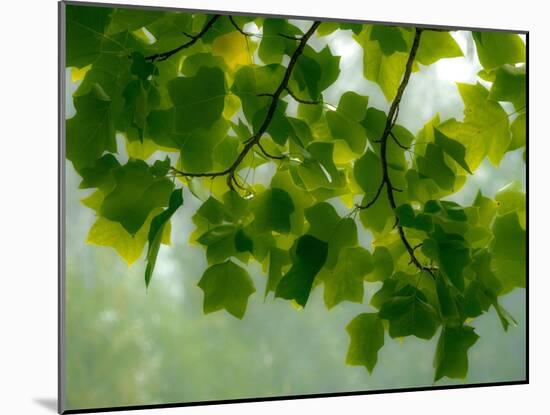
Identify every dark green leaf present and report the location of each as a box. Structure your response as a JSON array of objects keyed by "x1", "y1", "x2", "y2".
[
  {"x1": 324, "y1": 247, "x2": 373, "y2": 308},
  {"x1": 305, "y1": 202, "x2": 341, "y2": 242},
  {"x1": 379, "y1": 290, "x2": 439, "y2": 339},
  {"x1": 252, "y1": 188, "x2": 295, "y2": 234},
  {"x1": 66, "y1": 5, "x2": 113, "y2": 68},
  {"x1": 145, "y1": 189, "x2": 183, "y2": 287},
  {"x1": 100, "y1": 160, "x2": 174, "y2": 234},
  {"x1": 275, "y1": 235, "x2": 328, "y2": 307},
  {"x1": 167, "y1": 66, "x2": 226, "y2": 134},
  {"x1": 67, "y1": 84, "x2": 116, "y2": 172},
  {"x1": 235, "y1": 228, "x2": 253, "y2": 253},
  {"x1": 434, "y1": 325, "x2": 479, "y2": 381},
  {"x1": 434, "y1": 128, "x2": 472, "y2": 174},
  {"x1": 488, "y1": 65, "x2": 526, "y2": 110}
]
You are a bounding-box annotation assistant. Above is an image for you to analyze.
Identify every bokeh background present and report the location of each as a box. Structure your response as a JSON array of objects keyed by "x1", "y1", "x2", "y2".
[{"x1": 64, "y1": 21, "x2": 526, "y2": 410}]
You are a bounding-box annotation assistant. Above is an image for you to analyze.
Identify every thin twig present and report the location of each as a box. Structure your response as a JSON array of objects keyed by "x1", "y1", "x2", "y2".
[
  {"x1": 145, "y1": 15, "x2": 220, "y2": 62},
  {"x1": 257, "y1": 140, "x2": 287, "y2": 160},
  {"x1": 358, "y1": 28, "x2": 435, "y2": 279},
  {"x1": 389, "y1": 131, "x2": 410, "y2": 150},
  {"x1": 285, "y1": 87, "x2": 321, "y2": 105},
  {"x1": 171, "y1": 21, "x2": 322, "y2": 190},
  {"x1": 356, "y1": 180, "x2": 385, "y2": 209},
  {"x1": 228, "y1": 16, "x2": 249, "y2": 36}
]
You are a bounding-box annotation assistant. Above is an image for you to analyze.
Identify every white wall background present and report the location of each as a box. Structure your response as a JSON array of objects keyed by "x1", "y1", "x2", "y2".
[{"x1": 0, "y1": 0, "x2": 544, "y2": 414}]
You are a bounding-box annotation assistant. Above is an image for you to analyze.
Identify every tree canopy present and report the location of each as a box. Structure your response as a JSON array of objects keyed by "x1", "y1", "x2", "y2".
[{"x1": 65, "y1": 4, "x2": 527, "y2": 382}]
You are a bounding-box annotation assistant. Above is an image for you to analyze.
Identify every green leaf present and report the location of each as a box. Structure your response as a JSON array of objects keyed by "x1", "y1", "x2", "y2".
[
  {"x1": 362, "y1": 108, "x2": 414, "y2": 171},
  {"x1": 326, "y1": 110, "x2": 367, "y2": 154},
  {"x1": 379, "y1": 290, "x2": 439, "y2": 339},
  {"x1": 291, "y1": 47, "x2": 322, "y2": 100},
  {"x1": 338, "y1": 92, "x2": 369, "y2": 122},
  {"x1": 100, "y1": 160, "x2": 174, "y2": 234},
  {"x1": 491, "y1": 212, "x2": 526, "y2": 291},
  {"x1": 423, "y1": 227, "x2": 470, "y2": 291},
  {"x1": 434, "y1": 325, "x2": 479, "y2": 381},
  {"x1": 474, "y1": 191, "x2": 499, "y2": 227},
  {"x1": 275, "y1": 235, "x2": 328, "y2": 307},
  {"x1": 435, "y1": 276, "x2": 462, "y2": 326},
  {"x1": 355, "y1": 26, "x2": 411, "y2": 101},
  {"x1": 150, "y1": 157, "x2": 171, "y2": 178},
  {"x1": 198, "y1": 260, "x2": 256, "y2": 319},
  {"x1": 252, "y1": 188, "x2": 295, "y2": 234},
  {"x1": 416, "y1": 30, "x2": 463, "y2": 65},
  {"x1": 439, "y1": 83, "x2": 510, "y2": 167},
  {"x1": 510, "y1": 113, "x2": 526, "y2": 151},
  {"x1": 78, "y1": 154, "x2": 120, "y2": 191},
  {"x1": 325, "y1": 218, "x2": 358, "y2": 269},
  {"x1": 354, "y1": 149, "x2": 382, "y2": 197},
  {"x1": 130, "y1": 52, "x2": 157, "y2": 80},
  {"x1": 87, "y1": 210, "x2": 169, "y2": 266},
  {"x1": 265, "y1": 247, "x2": 291, "y2": 298},
  {"x1": 67, "y1": 84, "x2": 116, "y2": 172},
  {"x1": 370, "y1": 279, "x2": 398, "y2": 309},
  {"x1": 488, "y1": 65, "x2": 526, "y2": 110},
  {"x1": 195, "y1": 196, "x2": 228, "y2": 225},
  {"x1": 429, "y1": 200, "x2": 468, "y2": 221},
  {"x1": 197, "y1": 225, "x2": 239, "y2": 264},
  {"x1": 395, "y1": 204, "x2": 416, "y2": 228},
  {"x1": 167, "y1": 66, "x2": 226, "y2": 134},
  {"x1": 495, "y1": 181, "x2": 526, "y2": 228},
  {"x1": 345, "y1": 313, "x2": 385, "y2": 373},
  {"x1": 359, "y1": 194, "x2": 393, "y2": 235},
  {"x1": 417, "y1": 143, "x2": 455, "y2": 190},
  {"x1": 231, "y1": 64, "x2": 285, "y2": 124},
  {"x1": 324, "y1": 246, "x2": 373, "y2": 309},
  {"x1": 325, "y1": 92, "x2": 369, "y2": 157},
  {"x1": 369, "y1": 247, "x2": 394, "y2": 282},
  {"x1": 235, "y1": 228, "x2": 253, "y2": 253},
  {"x1": 305, "y1": 202, "x2": 341, "y2": 242},
  {"x1": 472, "y1": 32, "x2": 526, "y2": 71},
  {"x1": 494, "y1": 301, "x2": 518, "y2": 332},
  {"x1": 258, "y1": 19, "x2": 302, "y2": 64},
  {"x1": 370, "y1": 26, "x2": 408, "y2": 55},
  {"x1": 434, "y1": 128, "x2": 472, "y2": 174},
  {"x1": 66, "y1": 5, "x2": 113, "y2": 68},
  {"x1": 107, "y1": 8, "x2": 164, "y2": 34},
  {"x1": 304, "y1": 45, "x2": 341, "y2": 97},
  {"x1": 145, "y1": 189, "x2": 183, "y2": 287},
  {"x1": 179, "y1": 119, "x2": 230, "y2": 173},
  {"x1": 297, "y1": 142, "x2": 345, "y2": 190},
  {"x1": 252, "y1": 100, "x2": 293, "y2": 145}
]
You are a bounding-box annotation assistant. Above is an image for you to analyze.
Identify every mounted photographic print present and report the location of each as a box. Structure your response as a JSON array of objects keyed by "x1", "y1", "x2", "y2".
[{"x1": 59, "y1": 1, "x2": 528, "y2": 413}]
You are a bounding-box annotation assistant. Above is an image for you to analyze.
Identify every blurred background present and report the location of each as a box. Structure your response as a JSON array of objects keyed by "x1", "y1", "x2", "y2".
[{"x1": 64, "y1": 25, "x2": 526, "y2": 410}]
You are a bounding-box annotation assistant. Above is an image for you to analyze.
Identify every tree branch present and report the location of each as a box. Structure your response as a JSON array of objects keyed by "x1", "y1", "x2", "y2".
[
  {"x1": 358, "y1": 28, "x2": 435, "y2": 278},
  {"x1": 285, "y1": 87, "x2": 321, "y2": 105},
  {"x1": 228, "y1": 16, "x2": 249, "y2": 36},
  {"x1": 257, "y1": 140, "x2": 286, "y2": 160},
  {"x1": 389, "y1": 131, "x2": 410, "y2": 150},
  {"x1": 171, "y1": 20, "x2": 321, "y2": 190},
  {"x1": 145, "y1": 15, "x2": 221, "y2": 62},
  {"x1": 356, "y1": 180, "x2": 385, "y2": 209}
]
